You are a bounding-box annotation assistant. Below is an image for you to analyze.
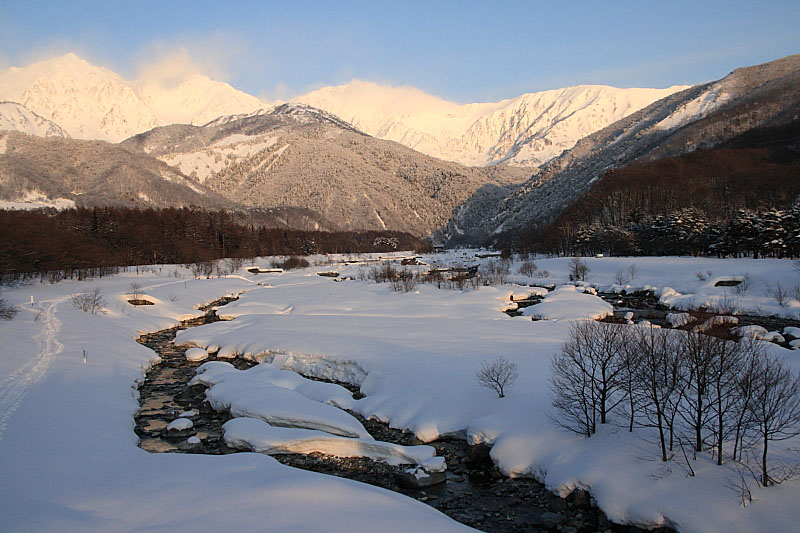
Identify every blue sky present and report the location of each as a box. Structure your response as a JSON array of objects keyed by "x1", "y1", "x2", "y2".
[{"x1": 1, "y1": 0, "x2": 797, "y2": 102}]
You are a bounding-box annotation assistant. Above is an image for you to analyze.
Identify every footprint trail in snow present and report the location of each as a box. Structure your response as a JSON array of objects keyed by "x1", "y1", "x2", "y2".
[{"x1": 0, "y1": 299, "x2": 65, "y2": 441}]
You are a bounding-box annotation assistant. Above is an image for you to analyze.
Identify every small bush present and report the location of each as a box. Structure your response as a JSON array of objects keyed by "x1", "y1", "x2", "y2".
[
  {"x1": 391, "y1": 269, "x2": 417, "y2": 292},
  {"x1": 736, "y1": 273, "x2": 752, "y2": 294},
  {"x1": 518, "y1": 260, "x2": 538, "y2": 277},
  {"x1": 271, "y1": 256, "x2": 310, "y2": 270},
  {"x1": 71, "y1": 287, "x2": 106, "y2": 314},
  {"x1": 0, "y1": 297, "x2": 18, "y2": 320},
  {"x1": 536, "y1": 269, "x2": 551, "y2": 278},
  {"x1": 369, "y1": 263, "x2": 398, "y2": 283},
  {"x1": 768, "y1": 282, "x2": 788, "y2": 306}
]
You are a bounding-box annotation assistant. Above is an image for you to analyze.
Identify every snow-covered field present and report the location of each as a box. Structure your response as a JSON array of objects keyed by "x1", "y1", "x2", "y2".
[{"x1": 1, "y1": 253, "x2": 800, "y2": 532}]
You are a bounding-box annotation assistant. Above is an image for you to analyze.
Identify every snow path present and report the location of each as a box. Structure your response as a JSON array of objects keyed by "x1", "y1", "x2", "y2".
[{"x1": 0, "y1": 298, "x2": 65, "y2": 440}]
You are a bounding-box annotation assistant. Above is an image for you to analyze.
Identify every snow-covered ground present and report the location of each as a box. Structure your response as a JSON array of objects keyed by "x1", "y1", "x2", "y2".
[
  {"x1": 1, "y1": 253, "x2": 800, "y2": 531},
  {"x1": 0, "y1": 269, "x2": 468, "y2": 532}
]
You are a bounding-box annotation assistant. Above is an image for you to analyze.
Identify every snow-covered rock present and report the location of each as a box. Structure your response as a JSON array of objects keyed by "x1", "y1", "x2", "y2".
[
  {"x1": 184, "y1": 347, "x2": 209, "y2": 362},
  {"x1": 734, "y1": 324, "x2": 769, "y2": 339},
  {"x1": 666, "y1": 312, "x2": 695, "y2": 328},
  {"x1": 166, "y1": 418, "x2": 193, "y2": 431}
]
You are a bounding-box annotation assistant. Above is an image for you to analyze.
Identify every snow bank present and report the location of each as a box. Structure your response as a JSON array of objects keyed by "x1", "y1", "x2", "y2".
[
  {"x1": 198, "y1": 363, "x2": 369, "y2": 439},
  {"x1": 521, "y1": 285, "x2": 613, "y2": 321},
  {"x1": 224, "y1": 417, "x2": 438, "y2": 466}
]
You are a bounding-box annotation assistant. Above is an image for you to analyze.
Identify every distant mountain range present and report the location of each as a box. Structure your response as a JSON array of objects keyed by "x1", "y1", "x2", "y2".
[
  {"x1": 295, "y1": 81, "x2": 686, "y2": 166},
  {"x1": 1, "y1": 52, "x2": 797, "y2": 246},
  {"x1": 0, "y1": 53, "x2": 683, "y2": 166},
  {"x1": 448, "y1": 53, "x2": 800, "y2": 245}
]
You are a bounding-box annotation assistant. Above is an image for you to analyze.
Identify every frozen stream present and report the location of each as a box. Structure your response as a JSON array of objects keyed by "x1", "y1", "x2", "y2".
[{"x1": 134, "y1": 295, "x2": 670, "y2": 532}]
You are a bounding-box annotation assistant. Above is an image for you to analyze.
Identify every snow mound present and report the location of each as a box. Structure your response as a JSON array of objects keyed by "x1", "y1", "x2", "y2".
[
  {"x1": 195, "y1": 362, "x2": 369, "y2": 439},
  {"x1": 783, "y1": 326, "x2": 800, "y2": 338},
  {"x1": 223, "y1": 417, "x2": 437, "y2": 466},
  {"x1": 734, "y1": 325, "x2": 769, "y2": 339},
  {"x1": 521, "y1": 285, "x2": 613, "y2": 321}
]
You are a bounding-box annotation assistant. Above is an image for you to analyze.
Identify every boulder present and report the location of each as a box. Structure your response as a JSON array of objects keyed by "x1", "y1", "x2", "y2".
[{"x1": 396, "y1": 466, "x2": 446, "y2": 489}]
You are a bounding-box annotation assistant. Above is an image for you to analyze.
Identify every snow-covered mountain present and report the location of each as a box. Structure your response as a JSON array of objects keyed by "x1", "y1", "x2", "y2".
[
  {"x1": 134, "y1": 73, "x2": 266, "y2": 128},
  {"x1": 121, "y1": 104, "x2": 529, "y2": 236},
  {"x1": 295, "y1": 81, "x2": 687, "y2": 166},
  {"x1": 0, "y1": 54, "x2": 265, "y2": 142},
  {"x1": 445, "y1": 53, "x2": 800, "y2": 244},
  {"x1": 0, "y1": 101, "x2": 70, "y2": 138},
  {"x1": 1, "y1": 54, "x2": 687, "y2": 166}
]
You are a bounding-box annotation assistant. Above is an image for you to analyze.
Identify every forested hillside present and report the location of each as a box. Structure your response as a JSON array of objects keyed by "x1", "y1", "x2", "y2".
[{"x1": 513, "y1": 121, "x2": 800, "y2": 256}]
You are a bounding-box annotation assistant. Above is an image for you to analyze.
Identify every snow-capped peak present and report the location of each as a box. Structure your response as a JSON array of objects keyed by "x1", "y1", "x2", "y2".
[
  {"x1": 0, "y1": 53, "x2": 266, "y2": 142},
  {"x1": 296, "y1": 81, "x2": 688, "y2": 166}
]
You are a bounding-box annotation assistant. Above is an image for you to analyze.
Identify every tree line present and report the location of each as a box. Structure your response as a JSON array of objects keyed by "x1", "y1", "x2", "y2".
[
  {"x1": 548, "y1": 206, "x2": 800, "y2": 258},
  {"x1": 0, "y1": 207, "x2": 431, "y2": 284}
]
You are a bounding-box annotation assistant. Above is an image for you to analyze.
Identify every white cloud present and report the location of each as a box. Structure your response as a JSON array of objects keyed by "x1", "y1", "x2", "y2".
[{"x1": 133, "y1": 33, "x2": 246, "y2": 89}]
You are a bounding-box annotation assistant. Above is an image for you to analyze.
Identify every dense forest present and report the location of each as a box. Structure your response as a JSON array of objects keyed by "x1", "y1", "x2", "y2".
[
  {"x1": 509, "y1": 121, "x2": 800, "y2": 257},
  {"x1": 0, "y1": 207, "x2": 430, "y2": 284}
]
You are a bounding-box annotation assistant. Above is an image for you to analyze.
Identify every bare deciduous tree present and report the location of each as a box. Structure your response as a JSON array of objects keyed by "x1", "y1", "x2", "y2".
[
  {"x1": 678, "y1": 331, "x2": 716, "y2": 453},
  {"x1": 747, "y1": 353, "x2": 800, "y2": 486},
  {"x1": 70, "y1": 287, "x2": 106, "y2": 314},
  {"x1": 627, "y1": 263, "x2": 638, "y2": 282},
  {"x1": 633, "y1": 325, "x2": 682, "y2": 461},
  {"x1": 551, "y1": 321, "x2": 630, "y2": 436},
  {"x1": 708, "y1": 336, "x2": 754, "y2": 465},
  {"x1": 225, "y1": 257, "x2": 245, "y2": 275},
  {"x1": 568, "y1": 257, "x2": 590, "y2": 281},
  {"x1": 477, "y1": 357, "x2": 519, "y2": 398},
  {"x1": 128, "y1": 282, "x2": 143, "y2": 300},
  {"x1": 614, "y1": 267, "x2": 629, "y2": 285}
]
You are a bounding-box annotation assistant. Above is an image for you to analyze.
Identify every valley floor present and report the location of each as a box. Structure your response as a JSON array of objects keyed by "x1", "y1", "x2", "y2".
[{"x1": 1, "y1": 253, "x2": 799, "y2": 532}]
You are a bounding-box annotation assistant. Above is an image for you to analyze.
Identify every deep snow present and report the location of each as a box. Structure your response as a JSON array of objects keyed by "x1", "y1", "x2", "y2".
[{"x1": 2, "y1": 253, "x2": 800, "y2": 532}]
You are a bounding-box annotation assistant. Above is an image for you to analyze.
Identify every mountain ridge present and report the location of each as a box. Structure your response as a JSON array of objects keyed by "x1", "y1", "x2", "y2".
[
  {"x1": 0, "y1": 53, "x2": 685, "y2": 167},
  {"x1": 459, "y1": 53, "x2": 800, "y2": 245}
]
